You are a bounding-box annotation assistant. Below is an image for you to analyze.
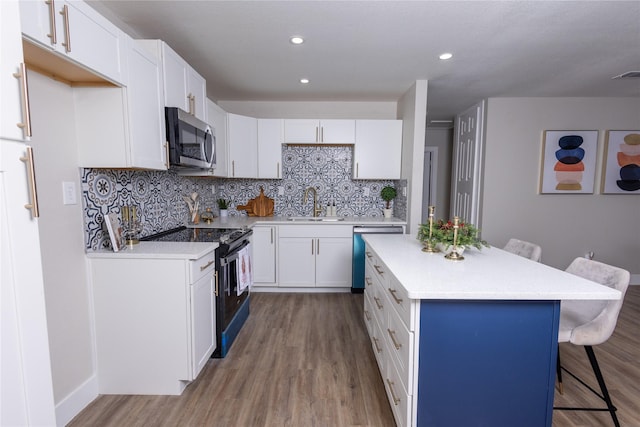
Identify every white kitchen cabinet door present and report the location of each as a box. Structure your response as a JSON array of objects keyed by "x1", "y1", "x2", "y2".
[
  {"x1": 228, "y1": 113, "x2": 258, "y2": 178},
  {"x1": 190, "y1": 270, "x2": 216, "y2": 379},
  {"x1": 160, "y1": 42, "x2": 207, "y2": 122},
  {"x1": 20, "y1": 0, "x2": 127, "y2": 85},
  {"x1": 252, "y1": 225, "x2": 277, "y2": 285},
  {"x1": 284, "y1": 119, "x2": 355, "y2": 144},
  {"x1": 353, "y1": 120, "x2": 403, "y2": 179},
  {"x1": 257, "y1": 119, "x2": 283, "y2": 178},
  {"x1": 75, "y1": 39, "x2": 166, "y2": 170},
  {"x1": 315, "y1": 237, "x2": 353, "y2": 287},
  {"x1": 1, "y1": 0, "x2": 29, "y2": 141},
  {"x1": 1, "y1": 140, "x2": 56, "y2": 426},
  {"x1": 207, "y1": 100, "x2": 228, "y2": 177},
  {"x1": 278, "y1": 237, "x2": 316, "y2": 287},
  {"x1": 187, "y1": 66, "x2": 207, "y2": 122}
]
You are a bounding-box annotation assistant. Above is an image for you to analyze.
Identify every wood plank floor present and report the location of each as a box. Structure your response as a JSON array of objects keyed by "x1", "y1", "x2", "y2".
[{"x1": 69, "y1": 288, "x2": 640, "y2": 427}]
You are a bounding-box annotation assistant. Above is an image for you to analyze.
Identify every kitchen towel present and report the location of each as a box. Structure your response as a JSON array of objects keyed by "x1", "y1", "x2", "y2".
[{"x1": 237, "y1": 246, "x2": 253, "y2": 295}]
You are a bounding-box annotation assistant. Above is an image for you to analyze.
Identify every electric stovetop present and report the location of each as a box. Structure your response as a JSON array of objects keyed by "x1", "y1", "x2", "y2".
[{"x1": 140, "y1": 226, "x2": 248, "y2": 243}]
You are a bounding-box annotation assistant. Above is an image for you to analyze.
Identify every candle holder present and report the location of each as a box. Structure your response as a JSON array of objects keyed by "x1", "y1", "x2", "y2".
[
  {"x1": 422, "y1": 205, "x2": 440, "y2": 253},
  {"x1": 444, "y1": 216, "x2": 465, "y2": 261},
  {"x1": 121, "y1": 205, "x2": 142, "y2": 247}
]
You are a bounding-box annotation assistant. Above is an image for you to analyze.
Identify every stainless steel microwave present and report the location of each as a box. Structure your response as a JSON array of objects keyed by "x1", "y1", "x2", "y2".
[{"x1": 165, "y1": 107, "x2": 215, "y2": 169}]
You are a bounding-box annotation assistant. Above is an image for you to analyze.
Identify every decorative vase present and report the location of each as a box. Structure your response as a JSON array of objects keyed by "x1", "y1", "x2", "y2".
[
  {"x1": 436, "y1": 243, "x2": 465, "y2": 257},
  {"x1": 383, "y1": 208, "x2": 393, "y2": 219},
  {"x1": 219, "y1": 209, "x2": 228, "y2": 218}
]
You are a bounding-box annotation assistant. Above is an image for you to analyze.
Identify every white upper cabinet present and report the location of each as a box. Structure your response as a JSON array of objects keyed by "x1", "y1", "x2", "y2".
[
  {"x1": 284, "y1": 119, "x2": 355, "y2": 144},
  {"x1": 20, "y1": 0, "x2": 127, "y2": 85},
  {"x1": 1, "y1": 0, "x2": 30, "y2": 141},
  {"x1": 257, "y1": 119, "x2": 283, "y2": 179},
  {"x1": 227, "y1": 113, "x2": 257, "y2": 178},
  {"x1": 148, "y1": 41, "x2": 207, "y2": 122},
  {"x1": 353, "y1": 120, "x2": 403, "y2": 180},
  {"x1": 207, "y1": 100, "x2": 228, "y2": 177},
  {"x1": 75, "y1": 38, "x2": 166, "y2": 170}
]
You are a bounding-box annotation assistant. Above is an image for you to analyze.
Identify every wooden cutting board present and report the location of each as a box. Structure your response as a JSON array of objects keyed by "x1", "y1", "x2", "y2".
[{"x1": 237, "y1": 187, "x2": 274, "y2": 217}]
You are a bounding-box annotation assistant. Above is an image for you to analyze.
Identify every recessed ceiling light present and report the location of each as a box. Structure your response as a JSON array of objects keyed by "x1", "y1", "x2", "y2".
[
  {"x1": 290, "y1": 36, "x2": 304, "y2": 45},
  {"x1": 439, "y1": 52, "x2": 453, "y2": 60},
  {"x1": 300, "y1": 78, "x2": 310, "y2": 84}
]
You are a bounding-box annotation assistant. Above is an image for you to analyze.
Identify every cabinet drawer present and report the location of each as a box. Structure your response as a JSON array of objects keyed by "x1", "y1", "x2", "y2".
[
  {"x1": 370, "y1": 307, "x2": 387, "y2": 374},
  {"x1": 278, "y1": 224, "x2": 352, "y2": 238},
  {"x1": 363, "y1": 290, "x2": 375, "y2": 337},
  {"x1": 385, "y1": 354, "x2": 411, "y2": 427},
  {"x1": 386, "y1": 276, "x2": 415, "y2": 331},
  {"x1": 190, "y1": 250, "x2": 216, "y2": 284},
  {"x1": 386, "y1": 308, "x2": 414, "y2": 393}
]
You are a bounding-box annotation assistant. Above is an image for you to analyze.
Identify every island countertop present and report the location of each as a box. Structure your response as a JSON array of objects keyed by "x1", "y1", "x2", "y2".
[{"x1": 363, "y1": 234, "x2": 620, "y2": 301}]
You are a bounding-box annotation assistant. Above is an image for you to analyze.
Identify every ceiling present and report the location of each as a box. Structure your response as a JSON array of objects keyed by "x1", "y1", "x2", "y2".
[{"x1": 87, "y1": 1, "x2": 640, "y2": 124}]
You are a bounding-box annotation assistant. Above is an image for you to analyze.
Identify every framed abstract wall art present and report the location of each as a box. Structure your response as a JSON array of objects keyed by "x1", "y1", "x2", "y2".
[
  {"x1": 601, "y1": 131, "x2": 640, "y2": 194},
  {"x1": 539, "y1": 130, "x2": 598, "y2": 194}
]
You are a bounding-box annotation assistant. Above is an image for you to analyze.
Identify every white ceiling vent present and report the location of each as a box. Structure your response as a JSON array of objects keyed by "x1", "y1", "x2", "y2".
[{"x1": 612, "y1": 71, "x2": 640, "y2": 79}]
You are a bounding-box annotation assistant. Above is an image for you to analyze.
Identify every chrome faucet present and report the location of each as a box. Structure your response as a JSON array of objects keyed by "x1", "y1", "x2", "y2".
[{"x1": 303, "y1": 187, "x2": 322, "y2": 217}]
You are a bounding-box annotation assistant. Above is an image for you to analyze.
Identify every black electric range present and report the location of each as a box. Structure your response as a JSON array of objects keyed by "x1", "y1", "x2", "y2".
[{"x1": 139, "y1": 226, "x2": 249, "y2": 245}]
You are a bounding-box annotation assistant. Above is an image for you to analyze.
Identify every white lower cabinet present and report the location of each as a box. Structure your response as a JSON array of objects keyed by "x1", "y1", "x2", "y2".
[
  {"x1": 252, "y1": 225, "x2": 277, "y2": 286},
  {"x1": 364, "y1": 243, "x2": 417, "y2": 427},
  {"x1": 89, "y1": 249, "x2": 216, "y2": 395},
  {"x1": 278, "y1": 224, "x2": 352, "y2": 288}
]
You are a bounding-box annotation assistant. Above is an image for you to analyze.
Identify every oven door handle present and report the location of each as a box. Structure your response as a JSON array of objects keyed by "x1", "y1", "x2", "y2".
[{"x1": 219, "y1": 240, "x2": 251, "y2": 266}]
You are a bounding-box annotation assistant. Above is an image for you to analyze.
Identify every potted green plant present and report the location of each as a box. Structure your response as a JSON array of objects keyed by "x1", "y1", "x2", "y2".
[
  {"x1": 217, "y1": 198, "x2": 230, "y2": 217},
  {"x1": 417, "y1": 218, "x2": 490, "y2": 254},
  {"x1": 380, "y1": 186, "x2": 397, "y2": 218}
]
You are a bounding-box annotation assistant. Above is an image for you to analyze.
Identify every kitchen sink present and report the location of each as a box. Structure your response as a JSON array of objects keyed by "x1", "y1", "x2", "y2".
[{"x1": 286, "y1": 216, "x2": 345, "y2": 222}]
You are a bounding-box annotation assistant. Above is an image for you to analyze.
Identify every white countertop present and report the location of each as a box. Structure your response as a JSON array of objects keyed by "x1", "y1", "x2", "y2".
[
  {"x1": 188, "y1": 216, "x2": 407, "y2": 228},
  {"x1": 363, "y1": 234, "x2": 621, "y2": 301},
  {"x1": 86, "y1": 241, "x2": 217, "y2": 260}
]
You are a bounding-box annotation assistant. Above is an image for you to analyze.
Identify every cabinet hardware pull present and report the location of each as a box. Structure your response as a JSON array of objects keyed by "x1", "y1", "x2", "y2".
[
  {"x1": 365, "y1": 251, "x2": 372, "y2": 259},
  {"x1": 373, "y1": 336, "x2": 382, "y2": 353},
  {"x1": 364, "y1": 310, "x2": 371, "y2": 321},
  {"x1": 13, "y1": 63, "x2": 32, "y2": 137},
  {"x1": 388, "y1": 288, "x2": 403, "y2": 304},
  {"x1": 387, "y1": 328, "x2": 402, "y2": 350},
  {"x1": 200, "y1": 260, "x2": 214, "y2": 271},
  {"x1": 311, "y1": 239, "x2": 314, "y2": 255},
  {"x1": 60, "y1": 4, "x2": 71, "y2": 53},
  {"x1": 232, "y1": 160, "x2": 235, "y2": 177},
  {"x1": 356, "y1": 162, "x2": 359, "y2": 178},
  {"x1": 270, "y1": 228, "x2": 273, "y2": 244},
  {"x1": 365, "y1": 277, "x2": 372, "y2": 287},
  {"x1": 374, "y1": 265, "x2": 384, "y2": 275},
  {"x1": 386, "y1": 379, "x2": 401, "y2": 405},
  {"x1": 214, "y1": 271, "x2": 219, "y2": 297},
  {"x1": 277, "y1": 162, "x2": 280, "y2": 178},
  {"x1": 45, "y1": 0, "x2": 57, "y2": 45},
  {"x1": 320, "y1": 126, "x2": 324, "y2": 142},
  {"x1": 19, "y1": 147, "x2": 39, "y2": 218},
  {"x1": 315, "y1": 126, "x2": 319, "y2": 143},
  {"x1": 373, "y1": 296, "x2": 383, "y2": 310},
  {"x1": 317, "y1": 239, "x2": 320, "y2": 254},
  {"x1": 164, "y1": 141, "x2": 170, "y2": 169}
]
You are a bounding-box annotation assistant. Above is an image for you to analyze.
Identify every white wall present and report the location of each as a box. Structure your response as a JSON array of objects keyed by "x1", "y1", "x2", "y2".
[
  {"x1": 28, "y1": 72, "x2": 96, "y2": 421},
  {"x1": 398, "y1": 81, "x2": 428, "y2": 234},
  {"x1": 482, "y1": 97, "x2": 640, "y2": 276},
  {"x1": 218, "y1": 100, "x2": 397, "y2": 119}
]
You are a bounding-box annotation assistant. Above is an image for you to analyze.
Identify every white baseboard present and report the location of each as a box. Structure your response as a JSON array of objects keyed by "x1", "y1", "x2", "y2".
[
  {"x1": 55, "y1": 374, "x2": 98, "y2": 426},
  {"x1": 631, "y1": 274, "x2": 640, "y2": 286}
]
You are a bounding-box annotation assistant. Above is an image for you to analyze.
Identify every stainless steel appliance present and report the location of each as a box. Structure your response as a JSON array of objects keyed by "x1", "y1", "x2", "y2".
[
  {"x1": 165, "y1": 107, "x2": 215, "y2": 170},
  {"x1": 352, "y1": 225, "x2": 404, "y2": 293},
  {"x1": 140, "y1": 226, "x2": 252, "y2": 357}
]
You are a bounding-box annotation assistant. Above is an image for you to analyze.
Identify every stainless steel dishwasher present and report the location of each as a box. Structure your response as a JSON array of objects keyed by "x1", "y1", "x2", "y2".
[{"x1": 352, "y1": 225, "x2": 404, "y2": 293}]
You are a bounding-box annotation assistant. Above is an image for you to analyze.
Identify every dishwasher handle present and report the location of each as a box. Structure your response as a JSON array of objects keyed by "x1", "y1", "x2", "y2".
[{"x1": 353, "y1": 226, "x2": 404, "y2": 234}]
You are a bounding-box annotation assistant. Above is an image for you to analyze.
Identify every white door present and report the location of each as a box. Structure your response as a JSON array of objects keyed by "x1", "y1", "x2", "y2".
[
  {"x1": 257, "y1": 119, "x2": 283, "y2": 179},
  {"x1": 1, "y1": 140, "x2": 56, "y2": 426},
  {"x1": 315, "y1": 237, "x2": 353, "y2": 287},
  {"x1": 228, "y1": 113, "x2": 257, "y2": 178},
  {"x1": 278, "y1": 237, "x2": 315, "y2": 287},
  {"x1": 252, "y1": 226, "x2": 276, "y2": 284},
  {"x1": 451, "y1": 101, "x2": 485, "y2": 226}
]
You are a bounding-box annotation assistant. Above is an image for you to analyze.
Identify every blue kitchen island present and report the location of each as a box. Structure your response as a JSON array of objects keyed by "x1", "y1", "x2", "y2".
[{"x1": 362, "y1": 234, "x2": 620, "y2": 427}]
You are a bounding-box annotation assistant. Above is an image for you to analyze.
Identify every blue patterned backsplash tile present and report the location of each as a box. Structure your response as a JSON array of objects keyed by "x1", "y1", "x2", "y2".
[{"x1": 82, "y1": 145, "x2": 406, "y2": 250}]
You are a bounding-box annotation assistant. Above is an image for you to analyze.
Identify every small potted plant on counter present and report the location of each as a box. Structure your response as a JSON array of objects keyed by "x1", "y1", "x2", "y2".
[
  {"x1": 380, "y1": 186, "x2": 397, "y2": 218},
  {"x1": 217, "y1": 198, "x2": 230, "y2": 217}
]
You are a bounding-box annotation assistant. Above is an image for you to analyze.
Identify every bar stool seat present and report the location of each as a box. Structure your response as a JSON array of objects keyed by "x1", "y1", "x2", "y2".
[{"x1": 503, "y1": 238, "x2": 542, "y2": 262}]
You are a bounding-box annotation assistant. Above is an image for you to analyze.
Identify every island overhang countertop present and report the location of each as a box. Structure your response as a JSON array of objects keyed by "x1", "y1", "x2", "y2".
[{"x1": 363, "y1": 234, "x2": 621, "y2": 301}]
